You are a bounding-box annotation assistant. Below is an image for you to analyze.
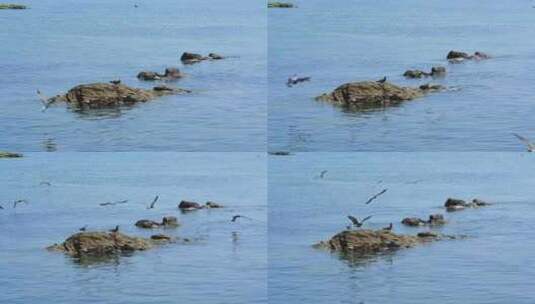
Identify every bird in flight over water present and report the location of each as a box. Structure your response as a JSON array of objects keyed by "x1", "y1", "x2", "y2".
[
  {"x1": 513, "y1": 133, "x2": 535, "y2": 152},
  {"x1": 347, "y1": 215, "x2": 373, "y2": 228}
]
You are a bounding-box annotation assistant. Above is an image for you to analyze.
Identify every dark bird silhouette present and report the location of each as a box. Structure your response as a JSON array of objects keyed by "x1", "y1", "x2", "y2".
[
  {"x1": 13, "y1": 199, "x2": 27, "y2": 208},
  {"x1": 39, "y1": 181, "x2": 52, "y2": 186},
  {"x1": 365, "y1": 189, "x2": 388, "y2": 205},
  {"x1": 79, "y1": 225, "x2": 87, "y2": 231},
  {"x1": 231, "y1": 215, "x2": 252, "y2": 222},
  {"x1": 513, "y1": 133, "x2": 535, "y2": 152},
  {"x1": 287, "y1": 75, "x2": 311, "y2": 87},
  {"x1": 377, "y1": 76, "x2": 387, "y2": 83},
  {"x1": 382, "y1": 223, "x2": 393, "y2": 231},
  {"x1": 0, "y1": 205, "x2": 4, "y2": 210},
  {"x1": 37, "y1": 90, "x2": 56, "y2": 112},
  {"x1": 100, "y1": 200, "x2": 128, "y2": 206},
  {"x1": 347, "y1": 215, "x2": 372, "y2": 228},
  {"x1": 147, "y1": 195, "x2": 159, "y2": 209},
  {"x1": 319, "y1": 170, "x2": 328, "y2": 179},
  {"x1": 134, "y1": 4, "x2": 138, "y2": 8},
  {"x1": 109, "y1": 225, "x2": 119, "y2": 233},
  {"x1": 109, "y1": 79, "x2": 121, "y2": 85}
]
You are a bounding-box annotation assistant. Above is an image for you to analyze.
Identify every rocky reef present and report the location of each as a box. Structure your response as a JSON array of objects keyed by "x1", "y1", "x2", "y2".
[
  {"x1": 401, "y1": 214, "x2": 446, "y2": 227},
  {"x1": 447, "y1": 50, "x2": 490, "y2": 62},
  {"x1": 180, "y1": 52, "x2": 225, "y2": 64},
  {"x1": 445, "y1": 198, "x2": 490, "y2": 212},
  {"x1": 135, "y1": 216, "x2": 179, "y2": 229},
  {"x1": 45, "y1": 83, "x2": 190, "y2": 109},
  {"x1": 178, "y1": 200, "x2": 223, "y2": 211},
  {"x1": 403, "y1": 66, "x2": 446, "y2": 79},
  {"x1": 46, "y1": 232, "x2": 172, "y2": 258},
  {"x1": 137, "y1": 68, "x2": 183, "y2": 81},
  {"x1": 316, "y1": 81, "x2": 443, "y2": 110}
]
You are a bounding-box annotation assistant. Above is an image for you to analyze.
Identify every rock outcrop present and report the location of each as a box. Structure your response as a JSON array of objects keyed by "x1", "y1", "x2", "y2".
[
  {"x1": 403, "y1": 66, "x2": 446, "y2": 78},
  {"x1": 180, "y1": 52, "x2": 225, "y2": 64},
  {"x1": 268, "y1": 2, "x2": 294, "y2": 8},
  {"x1": 135, "y1": 216, "x2": 180, "y2": 229},
  {"x1": 402, "y1": 214, "x2": 446, "y2": 226},
  {"x1": 316, "y1": 81, "x2": 442, "y2": 109},
  {"x1": 45, "y1": 83, "x2": 190, "y2": 109},
  {"x1": 314, "y1": 229, "x2": 442, "y2": 255},
  {"x1": 0, "y1": 4, "x2": 27, "y2": 9},
  {"x1": 178, "y1": 200, "x2": 224, "y2": 211},
  {"x1": 447, "y1": 50, "x2": 490, "y2": 62},
  {"x1": 0, "y1": 151, "x2": 23, "y2": 158},
  {"x1": 47, "y1": 232, "x2": 155, "y2": 257},
  {"x1": 444, "y1": 198, "x2": 490, "y2": 212},
  {"x1": 137, "y1": 68, "x2": 183, "y2": 81}
]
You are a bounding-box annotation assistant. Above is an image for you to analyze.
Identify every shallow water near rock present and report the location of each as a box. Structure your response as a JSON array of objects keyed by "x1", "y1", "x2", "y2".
[
  {"x1": 0, "y1": 153, "x2": 267, "y2": 303},
  {"x1": 269, "y1": 0, "x2": 535, "y2": 151},
  {"x1": 0, "y1": 0, "x2": 266, "y2": 151},
  {"x1": 269, "y1": 152, "x2": 535, "y2": 303}
]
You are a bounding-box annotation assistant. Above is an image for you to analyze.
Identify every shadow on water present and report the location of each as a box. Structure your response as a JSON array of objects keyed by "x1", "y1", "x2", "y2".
[
  {"x1": 334, "y1": 249, "x2": 397, "y2": 268},
  {"x1": 70, "y1": 252, "x2": 131, "y2": 267},
  {"x1": 72, "y1": 106, "x2": 130, "y2": 120}
]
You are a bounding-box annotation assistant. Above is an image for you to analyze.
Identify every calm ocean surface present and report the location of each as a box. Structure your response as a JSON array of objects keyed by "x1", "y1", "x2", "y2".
[
  {"x1": 0, "y1": 0, "x2": 266, "y2": 151},
  {"x1": 269, "y1": 153, "x2": 535, "y2": 303},
  {"x1": 269, "y1": 0, "x2": 535, "y2": 151},
  {"x1": 0, "y1": 153, "x2": 267, "y2": 303}
]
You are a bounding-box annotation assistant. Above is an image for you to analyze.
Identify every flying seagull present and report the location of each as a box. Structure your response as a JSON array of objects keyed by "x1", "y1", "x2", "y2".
[
  {"x1": 109, "y1": 225, "x2": 119, "y2": 233},
  {"x1": 287, "y1": 75, "x2": 311, "y2": 87},
  {"x1": 147, "y1": 195, "x2": 159, "y2": 209},
  {"x1": 36, "y1": 90, "x2": 56, "y2": 112},
  {"x1": 513, "y1": 133, "x2": 535, "y2": 152},
  {"x1": 347, "y1": 215, "x2": 372, "y2": 228},
  {"x1": 0, "y1": 205, "x2": 4, "y2": 210},
  {"x1": 13, "y1": 199, "x2": 27, "y2": 208},
  {"x1": 377, "y1": 76, "x2": 387, "y2": 84},
  {"x1": 319, "y1": 170, "x2": 328, "y2": 179},
  {"x1": 231, "y1": 215, "x2": 252, "y2": 222},
  {"x1": 100, "y1": 200, "x2": 128, "y2": 206},
  {"x1": 365, "y1": 189, "x2": 388, "y2": 205}
]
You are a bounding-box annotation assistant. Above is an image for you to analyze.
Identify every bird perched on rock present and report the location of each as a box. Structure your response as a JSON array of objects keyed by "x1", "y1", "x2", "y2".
[
  {"x1": 347, "y1": 215, "x2": 372, "y2": 228},
  {"x1": 382, "y1": 223, "x2": 393, "y2": 231},
  {"x1": 109, "y1": 225, "x2": 119, "y2": 233},
  {"x1": 109, "y1": 80, "x2": 121, "y2": 85},
  {"x1": 79, "y1": 225, "x2": 87, "y2": 231},
  {"x1": 377, "y1": 76, "x2": 387, "y2": 84}
]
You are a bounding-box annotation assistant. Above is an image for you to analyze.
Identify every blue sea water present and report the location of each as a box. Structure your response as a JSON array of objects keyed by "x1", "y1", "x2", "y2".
[
  {"x1": 268, "y1": 153, "x2": 535, "y2": 303},
  {"x1": 0, "y1": 0, "x2": 266, "y2": 151},
  {"x1": 269, "y1": 0, "x2": 535, "y2": 151},
  {"x1": 0, "y1": 153, "x2": 267, "y2": 303}
]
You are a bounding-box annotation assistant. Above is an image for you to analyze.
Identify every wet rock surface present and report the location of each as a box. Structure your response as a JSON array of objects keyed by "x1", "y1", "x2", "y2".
[
  {"x1": 447, "y1": 50, "x2": 490, "y2": 62},
  {"x1": 445, "y1": 198, "x2": 490, "y2": 212},
  {"x1": 403, "y1": 66, "x2": 446, "y2": 78},
  {"x1": 402, "y1": 214, "x2": 446, "y2": 226},
  {"x1": 314, "y1": 229, "x2": 443, "y2": 255},
  {"x1": 178, "y1": 200, "x2": 202, "y2": 210},
  {"x1": 316, "y1": 81, "x2": 441, "y2": 109},
  {"x1": 47, "y1": 232, "x2": 155, "y2": 257},
  {"x1": 46, "y1": 83, "x2": 190, "y2": 109},
  {"x1": 137, "y1": 68, "x2": 183, "y2": 81},
  {"x1": 0, "y1": 3, "x2": 27, "y2": 9},
  {"x1": 136, "y1": 216, "x2": 180, "y2": 228},
  {"x1": 180, "y1": 52, "x2": 225, "y2": 64},
  {"x1": 0, "y1": 151, "x2": 23, "y2": 158}
]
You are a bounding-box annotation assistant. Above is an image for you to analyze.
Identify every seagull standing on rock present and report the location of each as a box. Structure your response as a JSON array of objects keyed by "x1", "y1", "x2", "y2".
[{"x1": 377, "y1": 76, "x2": 387, "y2": 84}]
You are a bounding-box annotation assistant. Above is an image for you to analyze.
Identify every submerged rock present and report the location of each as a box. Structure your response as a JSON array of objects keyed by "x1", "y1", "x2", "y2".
[
  {"x1": 47, "y1": 232, "x2": 153, "y2": 257},
  {"x1": 268, "y1": 2, "x2": 294, "y2": 8},
  {"x1": 402, "y1": 214, "x2": 446, "y2": 226},
  {"x1": 45, "y1": 83, "x2": 190, "y2": 109},
  {"x1": 314, "y1": 229, "x2": 442, "y2": 255},
  {"x1": 447, "y1": 50, "x2": 490, "y2": 62},
  {"x1": 150, "y1": 234, "x2": 172, "y2": 241},
  {"x1": 178, "y1": 200, "x2": 202, "y2": 210},
  {"x1": 137, "y1": 68, "x2": 183, "y2": 81},
  {"x1": 180, "y1": 52, "x2": 226, "y2": 64},
  {"x1": 0, "y1": 151, "x2": 23, "y2": 158},
  {"x1": 316, "y1": 81, "x2": 441, "y2": 109},
  {"x1": 0, "y1": 4, "x2": 27, "y2": 9},
  {"x1": 136, "y1": 216, "x2": 180, "y2": 228},
  {"x1": 401, "y1": 217, "x2": 426, "y2": 226},
  {"x1": 403, "y1": 66, "x2": 446, "y2": 79},
  {"x1": 444, "y1": 197, "x2": 490, "y2": 212},
  {"x1": 135, "y1": 219, "x2": 161, "y2": 229},
  {"x1": 205, "y1": 201, "x2": 223, "y2": 208},
  {"x1": 162, "y1": 216, "x2": 179, "y2": 227}
]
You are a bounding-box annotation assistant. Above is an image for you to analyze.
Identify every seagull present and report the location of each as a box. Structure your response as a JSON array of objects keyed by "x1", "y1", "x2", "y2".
[
  {"x1": 231, "y1": 215, "x2": 252, "y2": 222},
  {"x1": 109, "y1": 79, "x2": 121, "y2": 85},
  {"x1": 147, "y1": 195, "x2": 159, "y2": 209},
  {"x1": 364, "y1": 189, "x2": 388, "y2": 205},
  {"x1": 382, "y1": 223, "x2": 393, "y2": 231},
  {"x1": 109, "y1": 225, "x2": 119, "y2": 233},
  {"x1": 13, "y1": 199, "x2": 27, "y2": 208},
  {"x1": 37, "y1": 90, "x2": 56, "y2": 112},
  {"x1": 319, "y1": 170, "x2": 328, "y2": 179},
  {"x1": 100, "y1": 200, "x2": 128, "y2": 206},
  {"x1": 377, "y1": 76, "x2": 387, "y2": 84},
  {"x1": 347, "y1": 215, "x2": 372, "y2": 228},
  {"x1": 0, "y1": 205, "x2": 4, "y2": 210},
  {"x1": 513, "y1": 133, "x2": 535, "y2": 152},
  {"x1": 287, "y1": 75, "x2": 311, "y2": 87},
  {"x1": 79, "y1": 225, "x2": 87, "y2": 231}
]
